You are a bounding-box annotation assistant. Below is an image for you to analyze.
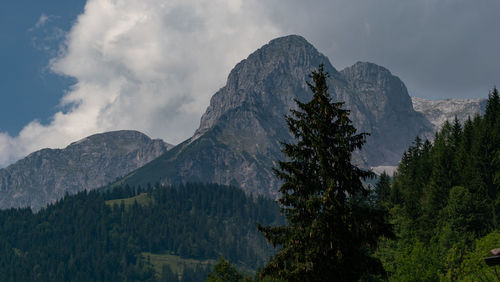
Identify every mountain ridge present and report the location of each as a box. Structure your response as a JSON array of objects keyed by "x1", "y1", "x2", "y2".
[
  {"x1": 0, "y1": 35, "x2": 487, "y2": 209},
  {"x1": 115, "y1": 35, "x2": 434, "y2": 197},
  {"x1": 411, "y1": 96, "x2": 486, "y2": 131},
  {"x1": 0, "y1": 130, "x2": 171, "y2": 210}
]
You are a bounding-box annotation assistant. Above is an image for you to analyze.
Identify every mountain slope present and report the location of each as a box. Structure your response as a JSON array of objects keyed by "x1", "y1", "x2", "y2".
[
  {"x1": 412, "y1": 97, "x2": 487, "y2": 131},
  {"x1": 338, "y1": 62, "x2": 433, "y2": 165},
  {"x1": 118, "y1": 35, "x2": 433, "y2": 197},
  {"x1": 0, "y1": 130, "x2": 171, "y2": 210}
]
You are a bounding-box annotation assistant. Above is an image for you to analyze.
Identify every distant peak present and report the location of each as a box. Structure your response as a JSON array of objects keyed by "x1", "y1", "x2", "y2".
[
  {"x1": 268, "y1": 34, "x2": 310, "y2": 45},
  {"x1": 342, "y1": 61, "x2": 392, "y2": 75},
  {"x1": 237, "y1": 34, "x2": 336, "y2": 75},
  {"x1": 262, "y1": 34, "x2": 320, "y2": 56},
  {"x1": 67, "y1": 130, "x2": 152, "y2": 147}
]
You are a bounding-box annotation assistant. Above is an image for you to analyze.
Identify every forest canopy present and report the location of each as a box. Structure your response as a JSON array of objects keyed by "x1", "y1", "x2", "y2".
[{"x1": 376, "y1": 88, "x2": 500, "y2": 281}]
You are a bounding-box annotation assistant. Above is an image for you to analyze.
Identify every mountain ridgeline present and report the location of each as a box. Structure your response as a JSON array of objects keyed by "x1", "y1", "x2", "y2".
[
  {"x1": 117, "y1": 35, "x2": 433, "y2": 198},
  {"x1": 0, "y1": 35, "x2": 486, "y2": 209},
  {"x1": 412, "y1": 97, "x2": 487, "y2": 131},
  {"x1": 0, "y1": 130, "x2": 171, "y2": 210}
]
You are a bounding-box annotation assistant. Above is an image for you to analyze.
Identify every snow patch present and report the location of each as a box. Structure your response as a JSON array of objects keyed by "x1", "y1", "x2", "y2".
[{"x1": 371, "y1": 165, "x2": 397, "y2": 176}]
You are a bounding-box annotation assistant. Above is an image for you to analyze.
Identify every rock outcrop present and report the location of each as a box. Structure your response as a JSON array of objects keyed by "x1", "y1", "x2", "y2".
[{"x1": 412, "y1": 97, "x2": 487, "y2": 131}]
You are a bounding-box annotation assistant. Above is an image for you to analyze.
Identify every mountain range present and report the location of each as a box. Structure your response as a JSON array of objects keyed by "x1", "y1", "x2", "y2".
[
  {"x1": 412, "y1": 97, "x2": 486, "y2": 131},
  {"x1": 0, "y1": 35, "x2": 486, "y2": 209},
  {"x1": 0, "y1": 130, "x2": 171, "y2": 210}
]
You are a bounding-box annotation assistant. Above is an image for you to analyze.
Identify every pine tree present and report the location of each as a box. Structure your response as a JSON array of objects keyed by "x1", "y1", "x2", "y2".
[
  {"x1": 375, "y1": 172, "x2": 392, "y2": 207},
  {"x1": 258, "y1": 65, "x2": 393, "y2": 281},
  {"x1": 206, "y1": 258, "x2": 243, "y2": 282}
]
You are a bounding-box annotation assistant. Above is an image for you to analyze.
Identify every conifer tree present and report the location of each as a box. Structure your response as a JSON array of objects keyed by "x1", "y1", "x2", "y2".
[
  {"x1": 206, "y1": 258, "x2": 243, "y2": 282},
  {"x1": 259, "y1": 65, "x2": 393, "y2": 281},
  {"x1": 375, "y1": 172, "x2": 392, "y2": 207}
]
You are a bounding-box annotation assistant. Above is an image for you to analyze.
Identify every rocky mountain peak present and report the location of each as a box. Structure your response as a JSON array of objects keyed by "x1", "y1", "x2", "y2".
[
  {"x1": 0, "y1": 130, "x2": 171, "y2": 210},
  {"x1": 122, "y1": 35, "x2": 434, "y2": 198},
  {"x1": 194, "y1": 35, "x2": 336, "y2": 138},
  {"x1": 66, "y1": 130, "x2": 172, "y2": 156},
  {"x1": 333, "y1": 61, "x2": 433, "y2": 166},
  {"x1": 340, "y1": 61, "x2": 414, "y2": 115}
]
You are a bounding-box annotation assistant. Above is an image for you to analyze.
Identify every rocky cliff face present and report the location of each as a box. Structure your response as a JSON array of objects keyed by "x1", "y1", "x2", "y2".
[
  {"x1": 120, "y1": 35, "x2": 433, "y2": 198},
  {"x1": 0, "y1": 130, "x2": 171, "y2": 210},
  {"x1": 412, "y1": 97, "x2": 487, "y2": 131},
  {"x1": 3, "y1": 35, "x2": 487, "y2": 209},
  {"x1": 338, "y1": 62, "x2": 433, "y2": 165}
]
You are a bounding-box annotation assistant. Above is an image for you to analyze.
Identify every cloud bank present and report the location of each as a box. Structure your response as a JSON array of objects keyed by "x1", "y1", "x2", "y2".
[
  {"x1": 0, "y1": 0, "x2": 279, "y2": 166},
  {"x1": 1, "y1": 0, "x2": 499, "y2": 167}
]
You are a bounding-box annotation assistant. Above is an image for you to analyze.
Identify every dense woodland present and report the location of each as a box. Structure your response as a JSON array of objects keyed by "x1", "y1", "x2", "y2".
[
  {"x1": 375, "y1": 88, "x2": 500, "y2": 281},
  {"x1": 0, "y1": 183, "x2": 283, "y2": 281}
]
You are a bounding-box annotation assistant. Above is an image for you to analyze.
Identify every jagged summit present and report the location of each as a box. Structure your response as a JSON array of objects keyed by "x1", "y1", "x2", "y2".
[
  {"x1": 340, "y1": 61, "x2": 414, "y2": 113},
  {"x1": 119, "y1": 35, "x2": 433, "y2": 197},
  {"x1": 195, "y1": 34, "x2": 336, "y2": 138}
]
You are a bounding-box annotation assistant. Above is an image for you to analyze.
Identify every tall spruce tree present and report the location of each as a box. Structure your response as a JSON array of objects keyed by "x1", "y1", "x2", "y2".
[
  {"x1": 375, "y1": 172, "x2": 392, "y2": 207},
  {"x1": 258, "y1": 65, "x2": 393, "y2": 281}
]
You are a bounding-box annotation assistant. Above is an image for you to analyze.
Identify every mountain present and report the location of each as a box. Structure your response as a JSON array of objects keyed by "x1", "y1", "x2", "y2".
[
  {"x1": 338, "y1": 62, "x2": 433, "y2": 165},
  {"x1": 412, "y1": 97, "x2": 487, "y2": 131},
  {"x1": 117, "y1": 35, "x2": 433, "y2": 198},
  {"x1": 0, "y1": 130, "x2": 171, "y2": 210}
]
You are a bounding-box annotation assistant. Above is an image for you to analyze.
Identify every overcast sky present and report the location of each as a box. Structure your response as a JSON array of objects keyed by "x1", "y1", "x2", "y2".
[{"x1": 0, "y1": 0, "x2": 499, "y2": 167}]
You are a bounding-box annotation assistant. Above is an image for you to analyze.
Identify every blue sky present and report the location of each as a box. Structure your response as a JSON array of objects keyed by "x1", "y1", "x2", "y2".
[
  {"x1": 0, "y1": 0, "x2": 499, "y2": 167},
  {"x1": 0, "y1": 0, "x2": 85, "y2": 136}
]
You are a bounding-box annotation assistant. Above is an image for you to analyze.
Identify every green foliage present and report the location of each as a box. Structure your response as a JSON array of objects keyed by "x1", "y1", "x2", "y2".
[
  {"x1": 159, "y1": 264, "x2": 179, "y2": 282},
  {"x1": 377, "y1": 88, "x2": 500, "y2": 280},
  {"x1": 142, "y1": 252, "x2": 214, "y2": 280},
  {"x1": 206, "y1": 258, "x2": 244, "y2": 282},
  {"x1": 0, "y1": 183, "x2": 282, "y2": 281},
  {"x1": 259, "y1": 65, "x2": 393, "y2": 281},
  {"x1": 391, "y1": 241, "x2": 443, "y2": 282},
  {"x1": 105, "y1": 192, "x2": 152, "y2": 209},
  {"x1": 375, "y1": 172, "x2": 392, "y2": 207},
  {"x1": 460, "y1": 230, "x2": 500, "y2": 281}
]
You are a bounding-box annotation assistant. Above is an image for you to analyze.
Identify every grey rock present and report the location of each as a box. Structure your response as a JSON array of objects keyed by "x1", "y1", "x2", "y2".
[
  {"x1": 120, "y1": 35, "x2": 433, "y2": 198},
  {"x1": 338, "y1": 62, "x2": 434, "y2": 165},
  {"x1": 411, "y1": 97, "x2": 487, "y2": 131},
  {"x1": 0, "y1": 130, "x2": 171, "y2": 210}
]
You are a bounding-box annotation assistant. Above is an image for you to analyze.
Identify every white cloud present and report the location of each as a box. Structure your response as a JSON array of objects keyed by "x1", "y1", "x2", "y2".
[
  {"x1": 1, "y1": 0, "x2": 499, "y2": 167},
  {"x1": 0, "y1": 0, "x2": 280, "y2": 167},
  {"x1": 34, "y1": 13, "x2": 51, "y2": 29}
]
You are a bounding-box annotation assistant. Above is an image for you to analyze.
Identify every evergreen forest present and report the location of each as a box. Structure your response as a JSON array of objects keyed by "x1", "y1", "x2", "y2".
[
  {"x1": 375, "y1": 88, "x2": 500, "y2": 281},
  {"x1": 0, "y1": 183, "x2": 283, "y2": 281}
]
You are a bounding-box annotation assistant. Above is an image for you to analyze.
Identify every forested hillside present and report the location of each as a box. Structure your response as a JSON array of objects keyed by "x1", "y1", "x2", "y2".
[
  {"x1": 376, "y1": 88, "x2": 500, "y2": 280},
  {"x1": 0, "y1": 183, "x2": 283, "y2": 281}
]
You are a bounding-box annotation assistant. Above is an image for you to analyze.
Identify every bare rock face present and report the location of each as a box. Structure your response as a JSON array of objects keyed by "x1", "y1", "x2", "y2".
[
  {"x1": 121, "y1": 35, "x2": 433, "y2": 198},
  {"x1": 0, "y1": 130, "x2": 171, "y2": 210},
  {"x1": 6, "y1": 35, "x2": 485, "y2": 208},
  {"x1": 412, "y1": 97, "x2": 487, "y2": 131},
  {"x1": 338, "y1": 62, "x2": 434, "y2": 165}
]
